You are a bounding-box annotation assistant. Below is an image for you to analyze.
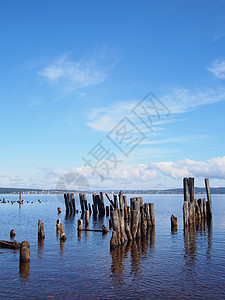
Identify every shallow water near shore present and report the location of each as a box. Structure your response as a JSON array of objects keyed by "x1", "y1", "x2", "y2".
[{"x1": 0, "y1": 193, "x2": 225, "y2": 299}]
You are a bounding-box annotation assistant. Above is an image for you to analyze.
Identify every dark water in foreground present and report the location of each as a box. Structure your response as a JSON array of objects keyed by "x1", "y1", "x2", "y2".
[{"x1": 0, "y1": 193, "x2": 225, "y2": 299}]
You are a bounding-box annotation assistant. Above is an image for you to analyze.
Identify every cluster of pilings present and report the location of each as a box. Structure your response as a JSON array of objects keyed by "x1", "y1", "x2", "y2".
[
  {"x1": 183, "y1": 177, "x2": 212, "y2": 226},
  {"x1": 64, "y1": 193, "x2": 76, "y2": 214},
  {"x1": 110, "y1": 191, "x2": 155, "y2": 248},
  {"x1": 64, "y1": 192, "x2": 111, "y2": 217}
]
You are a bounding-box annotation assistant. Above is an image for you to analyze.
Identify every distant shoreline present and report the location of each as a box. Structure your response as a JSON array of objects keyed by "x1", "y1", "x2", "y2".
[{"x1": 0, "y1": 187, "x2": 225, "y2": 194}]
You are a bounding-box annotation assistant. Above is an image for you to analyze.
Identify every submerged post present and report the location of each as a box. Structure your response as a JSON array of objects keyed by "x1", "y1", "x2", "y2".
[
  {"x1": 20, "y1": 241, "x2": 30, "y2": 263},
  {"x1": 38, "y1": 220, "x2": 45, "y2": 240}
]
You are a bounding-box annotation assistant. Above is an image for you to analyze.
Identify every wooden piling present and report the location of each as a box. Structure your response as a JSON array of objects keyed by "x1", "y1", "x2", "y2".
[
  {"x1": 10, "y1": 229, "x2": 15, "y2": 238},
  {"x1": 110, "y1": 209, "x2": 121, "y2": 248},
  {"x1": 189, "y1": 177, "x2": 195, "y2": 203},
  {"x1": 106, "y1": 206, "x2": 109, "y2": 216},
  {"x1": 38, "y1": 220, "x2": 45, "y2": 240},
  {"x1": 183, "y1": 201, "x2": 189, "y2": 226},
  {"x1": 64, "y1": 193, "x2": 69, "y2": 213},
  {"x1": 57, "y1": 207, "x2": 61, "y2": 214},
  {"x1": 131, "y1": 210, "x2": 140, "y2": 240},
  {"x1": 59, "y1": 223, "x2": 66, "y2": 241},
  {"x1": 79, "y1": 193, "x2": 85, "y2": 215},
  {"x1": 71, "y1": 193, "x2": 76, "y2": 212},
  {"x1": 149, "y1": 203, "x2": 155, "y2": 226},
  {"x1": 78, "y1": 219, "x2": 83, "y2": 231},
  {"x1": 20, "y1": 241, "x2": 30, "y2": 263},
  {"x1": 205, "y1": 178, "x2": 211, "y2": 203},
  {"x1": 171, "y1": 214, "x2": 177, "y2": 230},
  {"x1": 113, "y1": 194, "x2": 118, "y2": 209},
  {"x1": 85, "y1": 210, "x2": 90, "y2": 226},
  {"x1": 183, "y1": 177, "x2": 189, "y2": 202},
  {"x1": 119, "y1": 190, "x2": 123, "y2": 211}
]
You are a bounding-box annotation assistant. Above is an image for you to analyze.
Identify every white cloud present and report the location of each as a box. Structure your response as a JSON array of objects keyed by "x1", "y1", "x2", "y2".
[
  {"x1": 208, "y1": 59, "x2": 225, "y2": 79},
  {"x1": 1, "y1": 156, "x2": 225, "y2": 190},
  {"x1": 39, "y1": 53, "x2": 109, "y2": 91},
  {"x1": 150, "y1": 156, "x2": 225, "y2": 180}
]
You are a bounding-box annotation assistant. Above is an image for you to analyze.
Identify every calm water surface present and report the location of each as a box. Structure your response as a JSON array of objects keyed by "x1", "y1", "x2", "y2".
[{"x1": 0, "y1": 193, "x2": 225, "y2": 299}]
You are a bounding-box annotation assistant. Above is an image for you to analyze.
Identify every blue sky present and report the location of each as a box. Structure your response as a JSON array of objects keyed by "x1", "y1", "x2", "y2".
[{"x1": 1, "y1": 0, "x2": 225, "y2": 190}]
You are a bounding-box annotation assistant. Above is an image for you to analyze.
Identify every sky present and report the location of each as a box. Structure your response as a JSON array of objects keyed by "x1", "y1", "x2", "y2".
[{"x1": 1, "y1": 0, "x2": 225, "y2": 191}]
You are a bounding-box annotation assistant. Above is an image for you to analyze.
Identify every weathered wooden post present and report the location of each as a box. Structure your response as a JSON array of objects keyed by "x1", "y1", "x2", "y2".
[
  {"x1": 171, "y1": 214, "x2": 177, "y2": 230},
  {"x1": 203, "y1": 198, "x2": 207, "y2": 219},
  {"x1": 83, "y1": 194, "x2": 88, "y2": 211},
  {"x1": 64, "y1": 193, "x2": 69, "y2": 213},
  {"x1": 85, "y1": 210, "x2": 90, "y2": 227},
  {"x1": 68, "y1": 193, "x2": 73, "y2": 213},
  {"x1": 205, "y1": 178, "x2": 211, "y2": 203},
  {"x1": 149, "y1": 203, "x2": 155, "y2": 226},
  {"x1": 131, "y1": 210, "x2": 140, "y2": 240},
  {"x1": 20, "y1": 241, "x2": 30, "y2": 263},
  {"x1": 119, "y1": 190, "x2": 123, "y2": 211},
  {"x1": 78, "y1": 219, "x2": 83, "y2": 231},
  {"x1": 71, "y1": 193, "x2": 76, "y2": 212},
  {"x1": 183, "y1": 177, "x2": 189, "y2": 202},
  {"x1": 106, "y1": 206, "x2": 109, "y2": 216},
  {"x1": 113, "y1": 194, "x2": 118, "y2": 209},
  {"x1": 38, "y1": 220, "x2": 45, "y2": 240},
  {"x1": 10, "y1": 229, "x2": 15, "y2": 238},
  {"x1": 79, "y1": 193, "x2": 85, "y2": 215},
  {"x1": 59, "y1": 223, "x2": 66, "y2": 241},
  {"x1": 56, "y1": 219, "x2": 60, "y2": 231},
  {"x1": 57, "y1": 207, "x2": 61, "y2": 214},
  {"x1": 205, "y1": 178, "x2": 212, "y2": 220},
  {"x1": 110, "y1": 209, "x2": 121, "y2": 248},
  {"x1": 183, "y1": 201, "x2": 189, "y2": 226},
  {"x1": 189, "y1": 177, "x2": 195, "y2": 203},
  {"x1": 123, "y1": 195, "x2": 128, "y2": 220},
  {"x1": 105, "y1": 193, "x2": 115, "y2": 208}
]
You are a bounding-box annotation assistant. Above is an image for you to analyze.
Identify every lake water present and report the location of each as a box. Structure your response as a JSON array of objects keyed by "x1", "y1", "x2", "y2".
[{"x1": 0, "y1": 193, "x2": 225, "y2": 299}]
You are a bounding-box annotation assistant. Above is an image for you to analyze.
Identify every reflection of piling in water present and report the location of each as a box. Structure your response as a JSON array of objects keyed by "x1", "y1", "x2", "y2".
[
  {"x1": 183, "y1": 177, "x2": 212, "y2": 228},
  {"x1": 110, "y1": 192, "x2": 155, "y2": 249},
  {"x1": 19, "y1": 261, "x2": 30, "y2": 280}
]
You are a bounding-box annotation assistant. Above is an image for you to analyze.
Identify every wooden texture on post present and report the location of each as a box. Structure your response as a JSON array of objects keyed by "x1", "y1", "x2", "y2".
[
  {"x1": 183, "y1": 177, "x2": 189, "y2": 202},
  {"x1": 68, "y1": 193, "x2": 73, "y2": 213},
  {"x1": 183, "y1": 201, "x2": 189, "y2": 226},
  {"x1": 205, "y1": 178, "x2": 211, "y2": 203},
  {"x1": 131, "y1": 210, "x2": 140, "y2": 240},
  {"x1": 149, "y1": 203, "x2": 155, "y2": 226},
  {"x1": 189, "y1": 177, "x2": 195, "y2": 203},
  {"x1": 119, "y1": 190, "x2": 123, "y2": 211},
  {"x1": 64, "y1": 193, "x2": 69, "y2": 213},
  {"x1": 171, "y1": 214, "x2": 177, "y2": 230},
  {"x1": 59, "y1": 223, "x2": 66, "y2": 241},
  {"x1": 20, "y1": 241, "x2": 30, "y2": 263},
  {"x1": 78, "y1": 219, "x2": 83, "y2": 231},
  {"x1": 110, "y1": 209, "x2": 121, "y2": 248},
  {"x1": 83, "y1": 194, "x2": 88, "y2": 211},
  {"x1": 203, "y1": 198, "x2": 207, "y2": 219},
  {"x1": 79, "y1": 193, "x2": 84, "y2": 215},
  {"x1": 71, "y1": 193, "x2": 76, "y2": 212},
  {"x1": 113, "y1": 194, "x2": 118, "y2": 209},
  {"x1": 123, "y1": 195, "x2": 128, "y2": 220},
  {"x1": 119, "y1": 209, "x2": 127, "y2": 245},
  {"x1": 106, "y1": 206, "x2": 109, "y2": 216},
  {"x1": 10, "y1": 229, "x2": 15, "y2": 238},
  {"x1": 38, "y1": 220, "x2": 45, "y2": 240},
  {"x1": 85, "y1": 210, "x2": 90, "y2": 227}
]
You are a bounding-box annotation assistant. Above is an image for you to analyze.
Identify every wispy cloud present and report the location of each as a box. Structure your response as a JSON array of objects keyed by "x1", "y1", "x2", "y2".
[
  {"x1": 208, "y1": 59, "x2": 225, "y2": 79},
  {"x1": 39, "y1": 52, "x2": 110, "y2": 92},
  {"x1": 86, "y1": 87, "x2": 225, "y2": 133}
]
